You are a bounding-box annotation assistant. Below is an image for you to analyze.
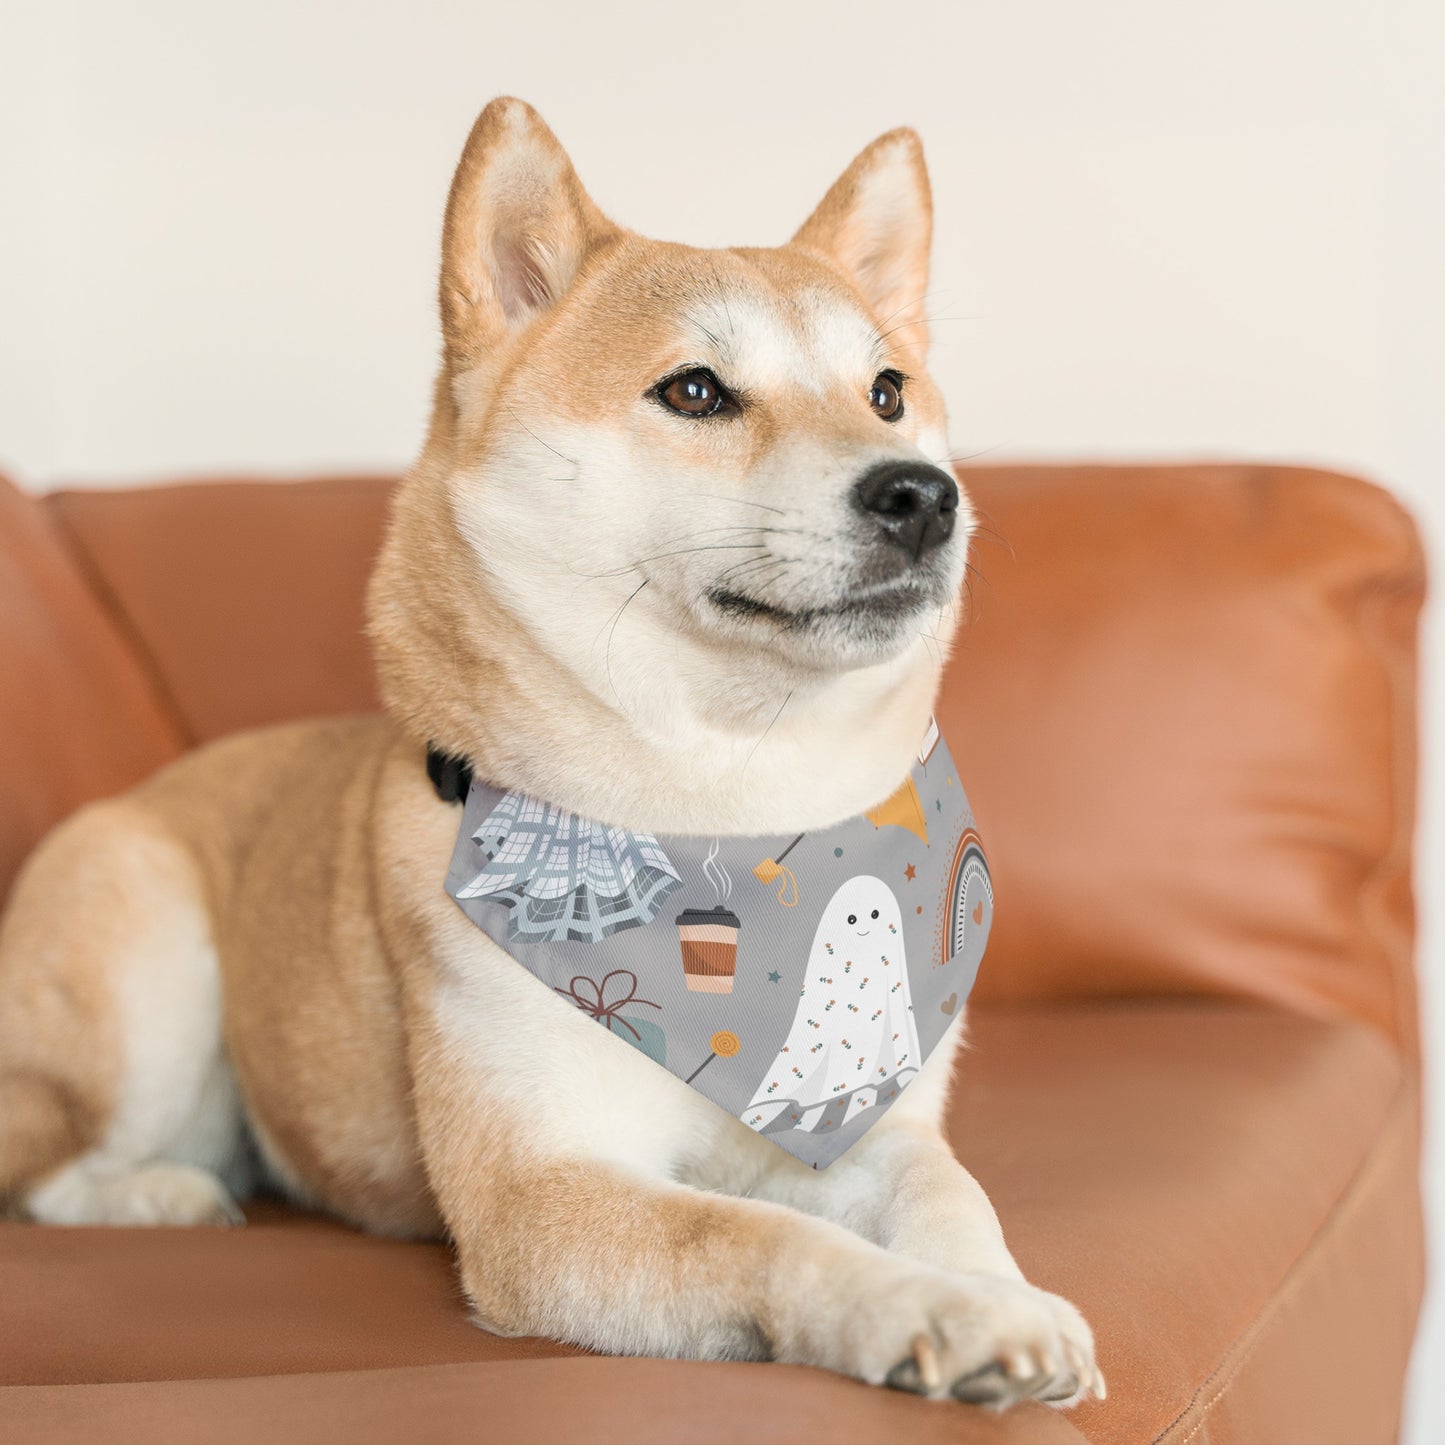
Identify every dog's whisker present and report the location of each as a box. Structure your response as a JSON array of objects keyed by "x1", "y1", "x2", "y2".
[
  {"x1": 702, "y1": 555, "x2": 792, "y2": 608},
  {"x1": 876, "y1": 312, "x2": 978, "y2": 348},
  {"x1": 501, "y1": 402, "x2": 580, "y2": 471},
  {"x1": 599, "y1": 577, "x2": 650, "y2": 708},
  {"x1": 706, "y1": 558, "x2": 790, "y2": 604},
  {"x1": 571, "y1": 542, "x2": 771, "y2": 581},
  {"x1": 869, "y1": 289, "x2": 948, "y2": 345},
  {"x1": 957, "y1": 502, "x2": 1015, "y2": 561},
  {"x1": 772, "y1": 557, "x2": 836, "y2": 613},
  {"x1": 570, "y1": 522, "x2": 810, "y2": 581},
  {"x1": 695, "y1": 494, "x2": 792, "y2": 517},
  {"x1": 932, "y1": 444, "x2": 1005, "y2": 470},
  {"x1": 741, "y1": 688, "x2": 794, "y2": 778},
  {"x1": 716, "y1": 552, "x2": 789, "y2": 584}
]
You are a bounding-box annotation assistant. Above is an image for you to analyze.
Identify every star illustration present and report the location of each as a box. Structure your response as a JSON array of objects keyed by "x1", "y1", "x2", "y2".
[
  {"x1": 904, "y1": 863, "x2": 917, "y2": 881},
  {"x1": 767, "y1": 970, "x2": 782, "y2": 983}
]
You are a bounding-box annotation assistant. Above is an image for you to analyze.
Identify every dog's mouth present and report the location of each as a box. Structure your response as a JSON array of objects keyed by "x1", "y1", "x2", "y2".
[{"x1": 705, "y1": 578, "x2": 934, "y2": 630}]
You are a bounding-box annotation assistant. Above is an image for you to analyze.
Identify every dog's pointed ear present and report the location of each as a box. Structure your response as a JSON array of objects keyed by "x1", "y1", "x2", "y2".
[
  {"x1": 791, "y1": 128, "x2": 933, "y2": 353},
  {"x1": 440, "y1": 98, "x2": 618, "y2": 368}
]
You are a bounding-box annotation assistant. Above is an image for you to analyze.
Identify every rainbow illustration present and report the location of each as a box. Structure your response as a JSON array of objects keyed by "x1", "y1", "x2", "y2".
[{"x1": 942, "y1": 827, "x2": 993, "y2": 966}]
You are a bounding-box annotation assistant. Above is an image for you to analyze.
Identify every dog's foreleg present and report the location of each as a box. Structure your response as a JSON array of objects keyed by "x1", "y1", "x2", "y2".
[
  {"x1": 744, "y1": 1018, "x2": 1104, "y2": 1404},
  {"x1": 426, "y1": 1137, "x2": 1098, "y2": 1405},
  {"x1": 747, "y1": 1021, "x2": 1017, "y2": 1273},
  {"x1": 755, "y1": 1115, "x2": 1025, "y2": 1280}
]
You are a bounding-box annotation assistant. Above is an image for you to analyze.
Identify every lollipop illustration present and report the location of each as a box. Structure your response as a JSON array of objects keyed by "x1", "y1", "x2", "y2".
[
  {"x1": 686, "y1": 1030, "x2": 742, "y2": 1084},
  {"x1": 457, "y1": 790, "x2": 681, "y2": 943}
]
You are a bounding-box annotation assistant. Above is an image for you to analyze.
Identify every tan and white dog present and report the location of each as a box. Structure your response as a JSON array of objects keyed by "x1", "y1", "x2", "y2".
[{"x1": 0, "y1": 99, "x2": 1101, "y2": 1408}]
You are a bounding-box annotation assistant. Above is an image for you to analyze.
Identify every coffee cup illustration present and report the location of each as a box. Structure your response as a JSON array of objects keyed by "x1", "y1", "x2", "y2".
[{"x1": 676, "y1": 906, "x2": 742, "y2": 993}]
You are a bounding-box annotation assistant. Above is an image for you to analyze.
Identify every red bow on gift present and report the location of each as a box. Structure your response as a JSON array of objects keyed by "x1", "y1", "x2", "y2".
[{"x1": 555, "y1": 969, "x2": 661, "y2": 1042}]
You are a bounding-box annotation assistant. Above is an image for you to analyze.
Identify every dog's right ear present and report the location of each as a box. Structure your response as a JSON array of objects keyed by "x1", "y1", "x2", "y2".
[{"x1": 439, "y1": 98, "x2": 617, "y2": 370}]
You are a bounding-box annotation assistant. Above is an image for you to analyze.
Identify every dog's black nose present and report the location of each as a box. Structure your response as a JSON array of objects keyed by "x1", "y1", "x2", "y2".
[{"x1": 853, "y1": 460, "x2": 959, "y2": 559}]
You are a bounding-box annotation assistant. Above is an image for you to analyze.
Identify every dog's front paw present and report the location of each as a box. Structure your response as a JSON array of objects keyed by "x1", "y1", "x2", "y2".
[{"x1": 829, "y1": 1267, "x2": 1104, "y2": 1408}]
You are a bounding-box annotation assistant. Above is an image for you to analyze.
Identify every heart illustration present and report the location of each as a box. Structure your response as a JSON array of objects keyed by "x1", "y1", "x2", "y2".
[
  {"x1": 972, "y1": 901, "x2": 984, "y2": 925},
  {"x1": 940, "y1": 992, "x2": 958, "y2": 1015}
]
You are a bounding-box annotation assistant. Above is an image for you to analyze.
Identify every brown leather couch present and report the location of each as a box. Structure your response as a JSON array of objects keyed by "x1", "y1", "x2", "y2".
[{"x1": 0, "y1": 462, "x2": 1425, "y2": 1444}]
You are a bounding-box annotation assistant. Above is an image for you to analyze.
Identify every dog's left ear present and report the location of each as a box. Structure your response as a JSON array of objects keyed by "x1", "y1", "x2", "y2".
[{"x1": 791, "y1": 129, "x2": 933, "y2": 353}]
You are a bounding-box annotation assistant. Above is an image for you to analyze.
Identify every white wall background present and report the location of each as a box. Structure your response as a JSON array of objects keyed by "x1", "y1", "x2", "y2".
[{"x1": 1, "y1": 0, "x2": 1441, "y2": 1433}]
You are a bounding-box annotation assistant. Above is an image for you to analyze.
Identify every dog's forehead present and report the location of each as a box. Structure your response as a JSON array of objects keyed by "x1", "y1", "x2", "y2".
[
  {"x1": 684, "y1": 281, "x2": 884, "y2": 393},
  {"x1": 592, "y1": 244, "x2": 885, "y2": 391}
]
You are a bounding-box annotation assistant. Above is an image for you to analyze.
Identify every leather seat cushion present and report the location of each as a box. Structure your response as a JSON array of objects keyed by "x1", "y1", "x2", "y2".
[{"x1": 0, "y1": 1001, "x2": 1420, "y2": 1444}]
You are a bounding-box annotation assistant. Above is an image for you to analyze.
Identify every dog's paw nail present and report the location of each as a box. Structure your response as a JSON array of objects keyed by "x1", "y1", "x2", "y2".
[
  {"x1": 910, "y1": 1331, "x2": 942, "y2": 1391},
  {"x1": 1002, "y1": 1346, "x2": 1034, "y2": 1377},
  {"x1": 885, "y1": 1358, "x2": 926, "y2": 1395},
  {"x1": 951, "y1": 1361, "x2": 1011, "y2": 1404}
]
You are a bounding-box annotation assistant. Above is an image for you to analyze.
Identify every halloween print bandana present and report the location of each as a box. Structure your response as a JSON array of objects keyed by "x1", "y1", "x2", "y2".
[{"x1": 443, "y1": 718, "x2": 992, "y2": 1169}]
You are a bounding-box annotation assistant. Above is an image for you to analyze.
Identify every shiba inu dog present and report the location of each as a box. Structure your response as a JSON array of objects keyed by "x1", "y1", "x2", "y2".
[{"x1": 0, "y1": 98, "x2": 1101, "y2": 1408}]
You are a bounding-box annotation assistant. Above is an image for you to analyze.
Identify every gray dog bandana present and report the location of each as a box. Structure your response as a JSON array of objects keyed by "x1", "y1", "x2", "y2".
[{"x1": 443, "y1": 718, "x2": 992, "y2": 1168}]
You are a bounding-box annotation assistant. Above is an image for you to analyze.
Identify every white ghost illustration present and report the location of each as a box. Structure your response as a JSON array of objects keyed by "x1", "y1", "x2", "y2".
[{"x1": 743, "y1": 875, "x2": 921, "y2": 1136}]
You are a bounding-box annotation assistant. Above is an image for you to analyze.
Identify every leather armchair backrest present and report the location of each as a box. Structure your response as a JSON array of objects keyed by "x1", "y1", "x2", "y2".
[
  {"x1": 0, "y1": 475, "x2": 184, "y2": 899},
  {"x1": 944, "y1": 465, "x2": 1422, "y2": 1061}
]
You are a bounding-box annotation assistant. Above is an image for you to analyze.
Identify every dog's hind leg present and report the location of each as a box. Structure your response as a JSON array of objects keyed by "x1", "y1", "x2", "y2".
[{"x1": 0, "y1": 798, "x2": 248, "y2": 1225}]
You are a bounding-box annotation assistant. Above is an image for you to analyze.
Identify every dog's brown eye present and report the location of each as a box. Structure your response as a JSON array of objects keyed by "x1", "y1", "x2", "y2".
[
  {"x1": 869, "y1": 371, "x2": 904, "y2": 421},
  {"x1": 659, "y1": 369, "x2": 724, "y2": 417}
]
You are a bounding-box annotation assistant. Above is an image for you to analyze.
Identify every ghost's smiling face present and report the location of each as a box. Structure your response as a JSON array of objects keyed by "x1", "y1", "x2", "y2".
[{"x1": 825, "y1": 875, "x2": 903, "y2": 949}]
